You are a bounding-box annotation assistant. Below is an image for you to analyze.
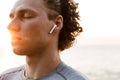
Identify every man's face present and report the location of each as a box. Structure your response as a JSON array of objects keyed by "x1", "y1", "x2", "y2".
[{"x1": 7, "y1": 0, "x2": 54, "y2": 55}]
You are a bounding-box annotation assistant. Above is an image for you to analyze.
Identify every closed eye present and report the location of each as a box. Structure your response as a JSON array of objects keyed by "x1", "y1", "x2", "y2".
[
  {"x1": 23, "y1": 12, "x2": 35, "y2": 19},
  {"x1": 9, "y1": 9, "x2": 37, "y2": 20}
]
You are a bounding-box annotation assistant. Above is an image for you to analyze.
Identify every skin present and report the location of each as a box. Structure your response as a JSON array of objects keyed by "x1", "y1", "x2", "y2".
[{"x1": 7, "y1": 0, "x2": 63, "y2": 79}]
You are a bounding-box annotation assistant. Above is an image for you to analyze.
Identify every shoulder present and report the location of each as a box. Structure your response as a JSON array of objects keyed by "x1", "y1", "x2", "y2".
[
  {"x1": 56, "y1": 62, "x2": 88, "y2": 80},
  {"x1": 0, "y1": 65, "x2": 24, "y2": 79},
  {"x1": 0, "y1": 65, "x2": 24, "y2": 75}
]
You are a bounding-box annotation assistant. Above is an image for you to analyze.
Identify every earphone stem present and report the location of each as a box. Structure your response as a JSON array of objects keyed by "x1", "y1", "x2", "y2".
[{"x1": 49, "y1": 24, "x2": 57, "y2": 34}]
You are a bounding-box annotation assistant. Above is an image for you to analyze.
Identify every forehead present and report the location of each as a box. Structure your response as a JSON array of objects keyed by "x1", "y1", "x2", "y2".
[{"x1": 11, "y1": 0, "x2": 46, "y2": 12}]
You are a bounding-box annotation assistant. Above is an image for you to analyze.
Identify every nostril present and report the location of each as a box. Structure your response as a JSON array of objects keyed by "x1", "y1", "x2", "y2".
[{"x1": 7, "y1": 23, "x2": 20, "y2": 32}]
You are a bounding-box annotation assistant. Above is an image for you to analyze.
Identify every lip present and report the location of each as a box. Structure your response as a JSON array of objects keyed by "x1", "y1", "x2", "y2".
[
  {"x1": 11, "y1": 35, "x2": 30, "y2": 43},
  {"x1": 11, "y1": 35, "x2": 22, "y2": 41},
  {"x1": 10, "y1": 34, "x2": 23, "y2": 43}
]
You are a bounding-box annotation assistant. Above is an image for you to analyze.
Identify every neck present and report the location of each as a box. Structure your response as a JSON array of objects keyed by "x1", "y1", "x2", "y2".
[{"x1": 25, "y1": 50, "x2": 61, "y2": 79}]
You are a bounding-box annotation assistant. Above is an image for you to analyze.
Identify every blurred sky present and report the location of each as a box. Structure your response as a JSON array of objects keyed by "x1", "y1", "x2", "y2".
[{"x1": 0, "y1": 0, "x2": 120, "y2": 48}]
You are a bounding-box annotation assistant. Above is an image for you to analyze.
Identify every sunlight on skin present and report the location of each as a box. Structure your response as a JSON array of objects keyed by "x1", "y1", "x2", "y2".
[
  {"x1": 0, "y1": 0, "x2": 24, "y2": 73},
  {"x1": 0, "y1": 0, "x2": 120, "y2": 48},
  {"x1": 0, "y1": 0, "x2": 17, "y2": 48},
  {"x1": 0, "y1": 0, "x2": 120, "y2": 74}
]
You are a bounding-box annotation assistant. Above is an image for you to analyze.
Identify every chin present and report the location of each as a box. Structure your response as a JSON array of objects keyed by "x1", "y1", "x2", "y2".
[{"x1": 13, "y1": 47, "x2": 26, "y2": 56}]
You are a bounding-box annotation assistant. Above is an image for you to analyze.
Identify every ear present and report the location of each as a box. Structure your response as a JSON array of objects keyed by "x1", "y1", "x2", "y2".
[{"x1": 53, "y1": 15, "x2": 63, "y2": 31}]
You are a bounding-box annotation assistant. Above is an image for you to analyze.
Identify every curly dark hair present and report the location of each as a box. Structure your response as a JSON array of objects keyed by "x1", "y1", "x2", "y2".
[{"x1": 44, "y1": 0, "x2": 83, "y2": 51}]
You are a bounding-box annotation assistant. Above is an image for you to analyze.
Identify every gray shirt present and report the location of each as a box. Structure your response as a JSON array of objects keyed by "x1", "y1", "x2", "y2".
[{"x1": 0, "y1": 62, "x2": 87, "y2": 80}]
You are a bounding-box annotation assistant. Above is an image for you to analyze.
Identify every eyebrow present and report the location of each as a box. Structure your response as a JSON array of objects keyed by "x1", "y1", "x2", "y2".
[
  {"x1": 18, "y1": 8, "x2": 37, "y2": 13},
  {"x1": 11, "y1": 7, "x2": 38, "y2": 14}
]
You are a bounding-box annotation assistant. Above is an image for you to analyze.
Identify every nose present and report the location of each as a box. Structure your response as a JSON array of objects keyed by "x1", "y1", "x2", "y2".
[{"x1": 7, "y1": 19, "x2": 21, "y2": 32}]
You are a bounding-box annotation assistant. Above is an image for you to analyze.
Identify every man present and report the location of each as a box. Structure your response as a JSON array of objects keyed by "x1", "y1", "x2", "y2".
[{"x1": 0, "y1": 0, "x2": 87, "y2": 80}]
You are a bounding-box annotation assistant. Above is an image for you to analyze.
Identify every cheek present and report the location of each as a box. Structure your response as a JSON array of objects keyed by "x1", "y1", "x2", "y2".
[
  {"x1": 22, "y1": 21, "x2": 43, "y2": 34},
  {"x1": 24, "y1": 18, "x2": 49, "y2": 32},
  {"x1": 21, "y1": 16, "x2": 52, "y2": 41},
  {"x1": 22, "y1": 21, "x2": 49, "y2": 42}
]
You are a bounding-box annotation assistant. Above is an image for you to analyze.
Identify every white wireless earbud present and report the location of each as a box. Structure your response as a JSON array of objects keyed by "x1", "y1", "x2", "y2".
[{"x1": 49, "y1": 24, "x2": 57, "y2": 34}]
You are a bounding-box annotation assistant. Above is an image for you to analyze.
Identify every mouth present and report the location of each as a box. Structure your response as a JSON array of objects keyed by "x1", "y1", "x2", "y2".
[
  {"x1": 11, "y1": 35, "x2": 30, "y2": 46},
  {"x1": 11, "y1": 35, "x2": 22, "y2": 41},
  {"x1": 11, "y1": 35, "x2": 30, "y2": 42}
]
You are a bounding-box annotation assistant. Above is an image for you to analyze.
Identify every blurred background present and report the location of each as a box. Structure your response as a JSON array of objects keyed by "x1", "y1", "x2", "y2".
[{"x1": 0, "y1": 0, "x2": 120, "y2": 80}]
